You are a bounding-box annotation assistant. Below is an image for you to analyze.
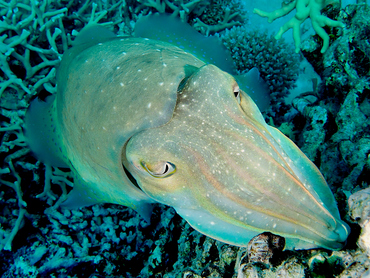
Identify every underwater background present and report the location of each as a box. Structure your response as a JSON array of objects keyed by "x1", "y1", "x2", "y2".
[{"x1": 0, "y1": 0, "x2": 369, "y2": 277}]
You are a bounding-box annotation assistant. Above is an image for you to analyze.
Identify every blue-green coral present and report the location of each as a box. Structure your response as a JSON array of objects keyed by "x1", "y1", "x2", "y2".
[{"x1": 220, "y1": 26, "x2": 300, "y2": 110}]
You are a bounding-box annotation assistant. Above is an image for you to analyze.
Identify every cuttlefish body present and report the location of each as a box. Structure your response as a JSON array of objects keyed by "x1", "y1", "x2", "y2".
[{"x1": 25, "y1": 15, "x2": 349, "y2": 250}]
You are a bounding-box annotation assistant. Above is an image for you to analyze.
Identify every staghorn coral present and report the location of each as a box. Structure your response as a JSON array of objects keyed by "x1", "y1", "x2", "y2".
[
  {"x1": 192, "y1": 0, "x2": 248, "y2": 35},
  {"x1": 134, "y1": 0, "x2": 209, "y2": 20},
  {"x1": 254, "y1": 0, "x2": 345, "y2": 53},
  {"x1": 134, "y1": 0, "x2": 247, "y2": 34},
  {"x1": 0, "y1": 0, "x2": 126, "y2": 253}
]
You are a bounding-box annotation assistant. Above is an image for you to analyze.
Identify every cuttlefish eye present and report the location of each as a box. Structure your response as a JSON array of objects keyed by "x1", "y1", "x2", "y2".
[
  {"x1": 233, "y1": 84, "x2": 241, "y2": 103},
  {"x1": 141, "y1": 161, "x2": 176, "y2": 178}
]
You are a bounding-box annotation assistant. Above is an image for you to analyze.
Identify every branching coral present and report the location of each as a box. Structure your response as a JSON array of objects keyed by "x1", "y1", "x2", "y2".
[
  {"x1": 193, "y1": 0, "x2": 247, "y2": 35},
  {"x1": 134, "y1": 0, "x2": 246, "y2": 34},
  {"x1": 0, "y1": 0, "x2": 67, "y2": 99},
  {"x1": 193, "y1": 7, "x2": 242, "y2": 35},
  {"x1": 134, "y1": 0, "x2": 209, "y2": 21},
  {"x1": 0, "y1": 0, "x2": 124, "y2": 253},
  {"x1": 254, "y1": 0, "x2": 345, "y2": 53}
]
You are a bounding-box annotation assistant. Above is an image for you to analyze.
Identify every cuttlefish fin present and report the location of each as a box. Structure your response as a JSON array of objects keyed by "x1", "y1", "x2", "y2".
[
  {"x1": 61, "y1": 171, "x2": 154, "y2": 223},
  {"x1": 72, "y1": 24, "x2": 117, "y2": 46},
  {"x1": 61, "y1": 173, "x2": 101, "y2": 209},
  {"x1": 134, "y1": 14, "x2": 270, "y2": 111},
  {"x1": 24, "y1": 95, "x2": 68, "y2": 168},
  {"x1": 236, "y1": 68, "x2": 270, "y2": 111},
  {"x1": 134, "y1": 13, "x2": 236, "y2": 73}
]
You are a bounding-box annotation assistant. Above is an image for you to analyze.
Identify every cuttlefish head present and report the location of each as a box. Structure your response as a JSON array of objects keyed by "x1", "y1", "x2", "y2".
[{"x1": 123, "y1": 64, "x2": 349, "y2": 250}]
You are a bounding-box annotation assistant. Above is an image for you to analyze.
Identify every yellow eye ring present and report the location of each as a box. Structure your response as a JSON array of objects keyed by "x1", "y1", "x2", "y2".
[{"x1": 141, "y1": 161, "x2": 176, "y2": 178}]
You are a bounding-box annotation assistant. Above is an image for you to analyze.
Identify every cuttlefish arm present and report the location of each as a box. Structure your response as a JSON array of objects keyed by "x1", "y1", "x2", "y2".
[{"x1": 124, "y1": 64, "x2": 349, "y2": 250}]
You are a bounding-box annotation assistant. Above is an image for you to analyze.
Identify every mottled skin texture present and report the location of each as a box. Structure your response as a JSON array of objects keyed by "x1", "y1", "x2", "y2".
[{"x1": 26, "y1": 36, "x2": 349, "y2": 250}]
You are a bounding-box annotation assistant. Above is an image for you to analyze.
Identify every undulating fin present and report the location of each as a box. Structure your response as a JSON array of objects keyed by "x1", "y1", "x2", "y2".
[
  {"x1": 134, "y1": 13, "x2": 236, "y2": 73},
  {"x1": 61, "y1": 171, "x2": 154, "y2": 222},
  {"x1": 134, "y1": 203, "x2": 154, "y2": 223},
  {"x1": 60, "y1": 172, "x2": 102, "y2": 209},
  {"x1": 235, "y1": 68, "x2": 270, "y2": 111},
  {"x1": 72, "y1": 24, "x2": 117, "y2": 46},
  {"x1": 24, "y1": 95, "x2": 68, "y2": 168},
  {"x1": 134, "y1": 14, "x2": 270, "y2": 110}
]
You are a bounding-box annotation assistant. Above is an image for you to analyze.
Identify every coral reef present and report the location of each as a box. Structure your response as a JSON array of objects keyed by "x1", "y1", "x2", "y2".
[
  {"x1": 254, "y1": 0, "x2": 345, "y2": 53},
  {"x1": 192, "y1": 0, "x2": 248, "y2": 35},
  {"x1": 246, "y1": 232, "x2": 285, "y2": 265},
  {"x1": 220, "y1": 26, "x2": 300, "y2": 115},
  {"x1": 348, "y1": 187, "x2": 370, "y2": 257},
  {"x1": 292, "y1": 4, "x2": 370, "y2": 191},
  {"x1": 0, "y1": 0, "x2": 369, "y2": 277},
  {"x1": 133, "y1": 0, "x2": 248, "y2": 34}
]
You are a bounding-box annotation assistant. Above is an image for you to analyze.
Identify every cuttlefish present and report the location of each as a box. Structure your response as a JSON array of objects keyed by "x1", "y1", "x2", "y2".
[{"x1": 25, "y1": 14, "x2": 349, "y2": 250}]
